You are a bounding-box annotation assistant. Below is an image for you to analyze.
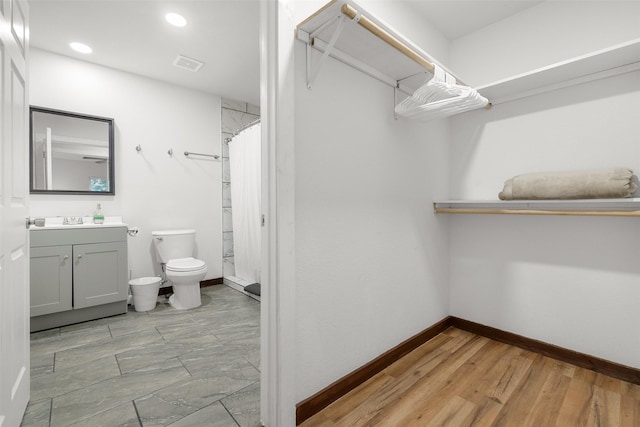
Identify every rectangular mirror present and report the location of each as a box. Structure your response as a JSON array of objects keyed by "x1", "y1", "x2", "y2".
[{"x1": 30, "y1": 106, "x2": 115, "y2": 195}]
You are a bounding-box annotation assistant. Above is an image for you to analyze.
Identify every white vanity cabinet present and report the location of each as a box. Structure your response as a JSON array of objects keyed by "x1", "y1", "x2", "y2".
[{"x1": 30, "y1": 226, "x2": 128, "y2": 331}]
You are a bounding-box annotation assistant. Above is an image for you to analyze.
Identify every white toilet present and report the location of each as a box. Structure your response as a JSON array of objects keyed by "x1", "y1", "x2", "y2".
[{"x1": 152, "y1": 229, "x2": 207, "y2": 309}]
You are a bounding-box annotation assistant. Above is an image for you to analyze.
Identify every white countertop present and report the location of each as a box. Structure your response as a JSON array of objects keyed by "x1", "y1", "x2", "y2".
[{"x1": 30, "y1": 216, "x2": 127, "y2": 230}]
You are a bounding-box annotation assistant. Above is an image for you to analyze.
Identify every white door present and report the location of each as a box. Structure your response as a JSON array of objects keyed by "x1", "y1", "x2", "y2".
[{"x1": 0, "y1": 0, "x2": 30, "y2": 425}]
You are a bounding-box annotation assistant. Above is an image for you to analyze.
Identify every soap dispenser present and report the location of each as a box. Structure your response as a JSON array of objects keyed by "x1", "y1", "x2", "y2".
[{"x1": 93, "y1": 203, "x2": 104, "y2": 224}]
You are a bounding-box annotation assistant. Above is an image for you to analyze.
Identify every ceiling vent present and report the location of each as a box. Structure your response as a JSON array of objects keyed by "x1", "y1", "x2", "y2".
[{"x1": 173, "y1": 54, "x2": 204, "y2": 72}]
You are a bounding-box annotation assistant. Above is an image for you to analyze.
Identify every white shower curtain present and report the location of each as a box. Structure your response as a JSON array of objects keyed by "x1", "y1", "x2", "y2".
[{"x1": 229, "y1": 122, "x2": 261, "y2": 284}]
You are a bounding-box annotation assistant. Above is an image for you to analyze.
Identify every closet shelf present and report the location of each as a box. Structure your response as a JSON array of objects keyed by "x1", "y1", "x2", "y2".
[
  {"x1": 433, "y1": 199, "x2": 640, "y2": 217},
  {"x1": 296, "y1": 0, "x2": 463, "y2": 96},
  {"x1": 298, "y1": 2, "x2": 640, "y2": 109},
  {"x1": 477, "y1": 38, "x2": 640, "y2": 105}
]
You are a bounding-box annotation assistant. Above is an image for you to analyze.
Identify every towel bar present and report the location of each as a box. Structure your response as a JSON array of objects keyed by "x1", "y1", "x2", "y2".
[{"x1": 184, "y1": 151, "x2": 220, "y2": 159}]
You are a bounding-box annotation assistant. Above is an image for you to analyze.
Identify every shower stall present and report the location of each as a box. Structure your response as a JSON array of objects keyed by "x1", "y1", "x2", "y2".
[{"x1": 221, "y1": 100, "x2": 261, "y2": 299}]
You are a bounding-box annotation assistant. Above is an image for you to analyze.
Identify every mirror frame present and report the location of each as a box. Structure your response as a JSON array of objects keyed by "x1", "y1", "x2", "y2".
[{"x1": 29, "y1": 106, "x2": 115, "y2": 195}]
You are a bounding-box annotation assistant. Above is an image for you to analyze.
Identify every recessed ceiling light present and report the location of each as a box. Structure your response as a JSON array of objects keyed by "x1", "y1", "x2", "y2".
[
  {"x1": 70, "y1": 42, "x2": 92, "y2": 54},
  {"x1": 165, "y1": 12, "x2": 187, "y2": 27}
]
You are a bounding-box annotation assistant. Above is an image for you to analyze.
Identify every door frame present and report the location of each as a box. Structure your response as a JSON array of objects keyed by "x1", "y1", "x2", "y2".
[{"x1": 260, "y1": 0, "x2": 297, "y2": 425}]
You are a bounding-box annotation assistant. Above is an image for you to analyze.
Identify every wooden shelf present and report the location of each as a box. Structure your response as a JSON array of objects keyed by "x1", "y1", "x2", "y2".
[
  {"x1": 296, "y1": 0, "x2": 462, "y2": 95},
  {"x1": 433, "y1": 199, "x2": 640, "y2": 217},
  {"x1": 477, "y1": 38, "x2": 640, "y2": 105}
]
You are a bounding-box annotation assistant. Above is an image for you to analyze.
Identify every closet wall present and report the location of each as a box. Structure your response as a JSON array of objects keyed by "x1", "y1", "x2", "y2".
[
  {"x1": 290, "y1": 0, "x2": 640, "y2": 408},
  {"x1": 448, "y1": 3, "x2": 640, "y2": 368},
  {"x1": 292, "y1": 0, "x2": 452, "y2": 403},
  {"x1": 450, "y1": 1, "x2": 640, "y2": 87}
]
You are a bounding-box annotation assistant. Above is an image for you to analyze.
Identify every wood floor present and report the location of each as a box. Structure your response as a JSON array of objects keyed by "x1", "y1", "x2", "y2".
[{"x1": 300, "y1": 327, "x2": 640, "y2": 426}]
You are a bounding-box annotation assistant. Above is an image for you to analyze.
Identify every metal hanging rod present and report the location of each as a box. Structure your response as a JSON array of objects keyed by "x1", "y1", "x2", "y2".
[
  {"x1": 235, "y1": 118, "x2": 261, "y2": 135},
  {"x1": 184, "y1": 151, "x2": 220, "y2": 159},
  {"x1": 225, "y1": 118, "x2": 261, "y2": 142}
]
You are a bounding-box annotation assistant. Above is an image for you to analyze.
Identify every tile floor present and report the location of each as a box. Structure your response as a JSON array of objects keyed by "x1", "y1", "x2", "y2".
[{"x1": 21, "y1": 285, "x2": 261, "y2": 427}]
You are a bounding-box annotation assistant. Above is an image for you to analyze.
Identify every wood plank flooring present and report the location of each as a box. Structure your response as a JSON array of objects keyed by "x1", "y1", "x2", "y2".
[{"x1": 300, "y1": 327, "x2": 640, "y2": 426}]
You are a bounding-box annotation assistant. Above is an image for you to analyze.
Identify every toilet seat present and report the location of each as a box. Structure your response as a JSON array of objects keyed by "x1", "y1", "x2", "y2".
[{"x1": 166, "y1": 257, "x2": 206, "y2": 272}]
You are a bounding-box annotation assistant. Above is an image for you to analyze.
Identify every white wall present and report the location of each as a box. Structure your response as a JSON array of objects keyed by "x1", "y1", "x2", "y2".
[
  {"x1": 29, "y1": 49, "x2": 222, "y2": 282},
  {"x1": 448, "y1": 10, "x2": 640, "y2": 369},
  {"x1": 450, "y1": 1, "x2": 640, "y2": 87},
  {"x1": 358, "y1": 0, "x2": 449, "y2": 66},
  {"x1": 293, "y1": 1, "x2": 451, "y2": 402}
]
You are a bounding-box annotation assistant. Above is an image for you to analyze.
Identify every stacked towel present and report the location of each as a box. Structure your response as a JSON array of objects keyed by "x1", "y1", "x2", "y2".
[{"x1": 498, "y1": 168, "x2": 638, "y2": 200}]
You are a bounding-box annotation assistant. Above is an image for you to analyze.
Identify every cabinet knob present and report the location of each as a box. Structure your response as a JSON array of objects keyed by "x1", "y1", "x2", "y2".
[
  {"x1": 77, "y1": 254, "x2": 83, "y2": 260},
  {"x1": 63, "y1": 255, "x2": 69, "y2": 261}
]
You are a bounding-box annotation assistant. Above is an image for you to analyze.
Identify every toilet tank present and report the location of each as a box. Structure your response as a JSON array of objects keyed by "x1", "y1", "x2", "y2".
[{"x1": 152, "y1": 229, "x2": 196, "y2": 263}]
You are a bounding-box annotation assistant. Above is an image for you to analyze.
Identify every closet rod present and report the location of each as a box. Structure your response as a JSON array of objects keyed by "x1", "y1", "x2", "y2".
[{"x1": 340, "y1": 4, "x2": 435, "y2": 75}]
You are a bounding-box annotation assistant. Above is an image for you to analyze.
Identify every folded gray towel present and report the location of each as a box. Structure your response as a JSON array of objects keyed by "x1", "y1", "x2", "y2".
[{"x1": 499, "y1": 168, "x2": 638, "y2": 200}]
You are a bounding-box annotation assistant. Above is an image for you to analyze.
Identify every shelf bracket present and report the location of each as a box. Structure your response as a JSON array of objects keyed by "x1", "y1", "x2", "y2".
[
  {"x1": 393, "y1": 84, "x2": 398, "y2": 120},
  {"x1": 306, "y1": 14, "x2": 346, "y2": 89}
]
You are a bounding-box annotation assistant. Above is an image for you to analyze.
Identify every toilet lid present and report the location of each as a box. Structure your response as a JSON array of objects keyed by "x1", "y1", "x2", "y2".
[{"x1": 166, "y1": 257, "x2": 206, "y2": 272}]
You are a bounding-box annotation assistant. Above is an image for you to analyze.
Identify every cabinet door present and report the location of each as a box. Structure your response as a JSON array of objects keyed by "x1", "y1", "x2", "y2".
[
  {"x1": 30, "y1": 246, "x2": 73, "y2": 316},
  {"x1": 73, "y1": 242, "x2": 127, "y2": 309}
]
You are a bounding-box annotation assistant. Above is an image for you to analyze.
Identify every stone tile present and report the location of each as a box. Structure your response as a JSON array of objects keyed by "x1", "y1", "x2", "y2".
[
  {"x1": 222, "y1": 99, "x2": 247, "y2": 113},
  {"x1": 213, "y1": 322, "x2": 260, "y2": 343},
  {"x1": 28, "y1": 285, "x2": 260, "y2": 427},
  {"x1": 201, "y1": 284, "x2": 244, "y2": 297},
  {"x1": 223, "y1": 207, "x2": 233, "y2": 231},
  {"x1": 194, "y1": 309, "x2": 259, "y2": 335},
  {"x1": 31, "y1": 355, "x2": 120, "y2": 401},
  {"x1": 223, "y1": 182, "x2": 232, "y2": 208},
  {"x1": 155, "y1": 320, "x2": 220, "y2": 346},
  {"x1": 30, "y1": 324, "x2": 111, "y2": 356},
  {"x1": 50, "y1": 358, "x2": 190, "y2": 426},
  {"x1": 116, "y1": 339, "x2": 215, "y2": 374},
  {"x1": 31, "y1": 351, "x2": 55, "y2": 378},
  {"x1": 222, "y1": 157, "x2": 231, "y2": 183},
  {"x1": 147, "y1": 293, "x2": 213, "y2": 318},
  {"x1": 67, "y1": 401, "x2": 140, "y2": 427},
  {"x1": 223, "y1": 257, "x2": 236, "y2": 278},
  {"x1": 20, "y1": 398, "x2": 51, "y2": 427},
  {"x1": 198, "y1": 291, "x2": 258, "y2": 311},
  {"x1": 246, "y1": 347, "x2": 260, "y2": 371},
  {"x1": 54, "y1": 329, "x2": 164, "y2": 370},
  {"x1": 143, "y1": 297, "x2": 180, "y2": 316},
  {"x1": 222, "y1": 382, "x2": 261, "y2": 427},
  {"x1": 246, "y1": 103, "x2": 260, "y2": 116},
  {"x1": 223, "y1": 232, "x2": 234, "y2": 257},
  {"x1": 135, "y1": 377, "x2": 228, "y2": 426},
  {"x1": 59, "y1": 311, "x2": 136, "y2": 334},
  {"x1": 222, "y1": 109, "x2": 259, "y2": 135},
  {"x1": 107, "y1": 310, "x2": 190, "y2": 337},
  {"x1": 30, "y1": 328, "x2": 60, "y2": 341},
  {"x1": 167, "y1": 401, "x2": 238, "y2": 427},
  {"x1": 179, "y1": 344, "x2": 260, "y2": 381}
]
